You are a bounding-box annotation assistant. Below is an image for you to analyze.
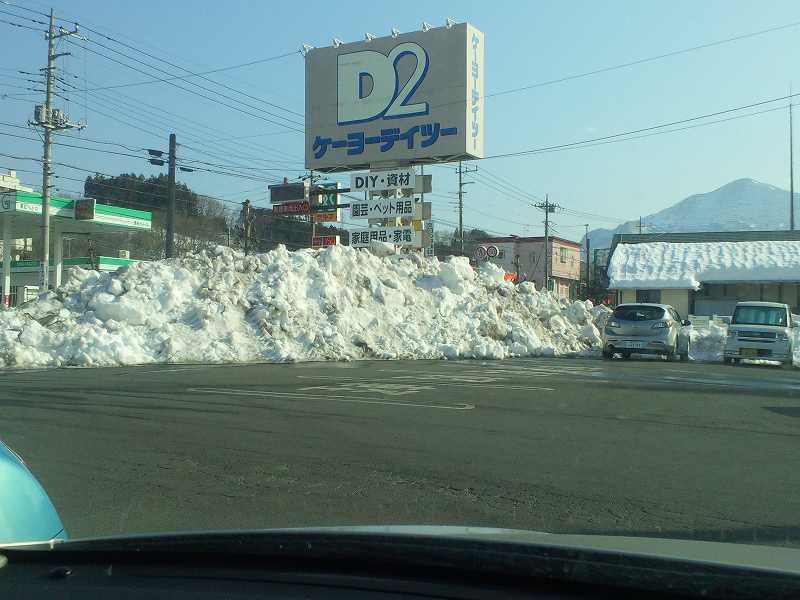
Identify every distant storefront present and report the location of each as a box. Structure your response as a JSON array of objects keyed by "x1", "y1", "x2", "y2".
[
  {"x1": 475, "y1": 235, "x2": 582, "y2": 299},
  {"x1": 607, "y1": 231, "x2": 800, "y2": 316}
]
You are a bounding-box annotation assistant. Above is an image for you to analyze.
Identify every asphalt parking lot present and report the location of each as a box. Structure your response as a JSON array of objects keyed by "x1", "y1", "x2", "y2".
[{"x1": 1, "y1": 356, "x2": 799, "y2": 546}]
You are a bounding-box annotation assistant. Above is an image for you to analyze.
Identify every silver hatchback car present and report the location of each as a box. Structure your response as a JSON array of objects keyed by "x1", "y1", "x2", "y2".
[{"x1": 602, "y1": 303, "x2": 691, "y2": 360}]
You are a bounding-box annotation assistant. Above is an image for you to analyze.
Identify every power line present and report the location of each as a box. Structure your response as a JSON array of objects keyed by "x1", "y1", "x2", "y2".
[
  {"x1": 77, "y1": 49, "x2": 301, "y2": 111},
  {"x1": 45, "y1": 72, "x2": 305, "y2": 177},
  {"x1": 485, "y1": 92, "x2": 800, "y2": 160},
  {"x1": 58, "y1": 67, "x2": 303, "y2": 165},
  {"x1": 0, "y1": 16, "x2": 44, "y2": 31},
  {"x1": 67, "y1": 37, "x2": 304, "y2": 133},
  {"x1": 486, "y1": 19, "x2": 800, "y2": 101}
]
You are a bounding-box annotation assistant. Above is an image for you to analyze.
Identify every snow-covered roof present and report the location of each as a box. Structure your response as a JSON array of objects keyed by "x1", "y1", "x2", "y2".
[{"x1": 608, "y1": 240, "x2": 800, "y2": 290}]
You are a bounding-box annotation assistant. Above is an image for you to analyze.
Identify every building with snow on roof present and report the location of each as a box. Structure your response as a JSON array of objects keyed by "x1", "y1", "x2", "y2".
[{"x1": 607, "y1": 231, "x2": 800, "y2": 317}]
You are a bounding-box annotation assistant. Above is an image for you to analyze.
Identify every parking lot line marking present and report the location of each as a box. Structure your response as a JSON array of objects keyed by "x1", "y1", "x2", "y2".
[{"x1": 188, "y1": 388, "x2": 475, "y2": 410}]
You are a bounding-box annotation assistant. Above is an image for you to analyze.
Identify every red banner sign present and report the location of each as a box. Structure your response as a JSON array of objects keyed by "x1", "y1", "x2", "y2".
[
  {"x1": 312, "y1": 235, "x2": 339, "y2": 247},
  {"x1": 272, "y1": 200, "x2": 310, "y2": 216}
]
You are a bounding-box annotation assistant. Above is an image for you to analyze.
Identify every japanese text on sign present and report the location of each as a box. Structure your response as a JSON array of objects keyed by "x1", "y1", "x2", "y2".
[
  {"x1": 350, "y1": 227, "x2": 422, "y2": 248},
  {"x1": 350, "y1": 168, "x2": 416, "y2": 192},
  {"x1": 350, "y1": 199, "x2": 415, "y2": 220},
  {"x1": 470, "y1": 33, "x2": 481, "y2": 152},
  {"x1": 272, "y1": 200, "x2": 310, "y2": 216},
  {"x1": 313, "y1": 123, "x2": 458, "y2": 160}
]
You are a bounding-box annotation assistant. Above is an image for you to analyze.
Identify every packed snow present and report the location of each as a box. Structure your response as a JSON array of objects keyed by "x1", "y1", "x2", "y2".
[
  {"x1": 608, "y1": 240, "x2": 800, "y2": 290},
  {"x1": 0, "y1": 245, "x2": 613, "y2": 369}
]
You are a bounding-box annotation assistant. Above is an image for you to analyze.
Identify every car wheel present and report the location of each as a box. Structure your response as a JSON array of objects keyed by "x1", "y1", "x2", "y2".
[{"x1": 602, "y1": 350, "x2": 613, "y2": 360}]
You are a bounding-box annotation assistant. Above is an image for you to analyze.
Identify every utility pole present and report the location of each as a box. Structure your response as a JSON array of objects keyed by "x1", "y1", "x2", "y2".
[
  {"x1": 456, "y1": 161, "x2": 478, "y2": 255},
  {"x1": 791, "y1": 102, "x2": 795, "y2": 230},
  {"x1": 166, "y1": 133, "x2": 177, "y2": 257},
  {"x1": 584, "y1": 223, "x2": 590, "y2": 298},
  {"x1": 242, "y1": 199, "x2": 252, "y2": 255},
  {"x1": 638, "y1": 216, "x2": 643, "y2": 234},
  {"x1": 309, "y1": 169, "x2": 316, "y2": 246},
  {"x1": 31, "y1": 9, "x2": 84, "y2": 290},
  {"x1": 533, "y1": 195, "x2": 558, "y2": 293}
]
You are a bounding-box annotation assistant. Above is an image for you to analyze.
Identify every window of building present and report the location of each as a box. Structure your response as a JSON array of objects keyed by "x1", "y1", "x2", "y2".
[
  {"x1": 559, "y1": 247, "x2": 568, "y2": 263},
  {"x1": 635, "y1": 289, "x2": 661, "y2": 303}
]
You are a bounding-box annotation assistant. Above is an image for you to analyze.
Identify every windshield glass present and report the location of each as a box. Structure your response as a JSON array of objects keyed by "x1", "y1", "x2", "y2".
[
  {"x1": 3, "y1": 0, "x2": 800, "y2": 573},
  {"x1": 612, "y1": 305, "x2": 665, "y2": 321},
  {"x1": 732, "y1": 306, "x2": 788, "y2": 326}
]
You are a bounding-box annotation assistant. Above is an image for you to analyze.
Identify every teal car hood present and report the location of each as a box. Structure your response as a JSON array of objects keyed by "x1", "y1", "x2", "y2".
[{"x1": 0, "y1": 440, "x2": 66, "y2": 545}]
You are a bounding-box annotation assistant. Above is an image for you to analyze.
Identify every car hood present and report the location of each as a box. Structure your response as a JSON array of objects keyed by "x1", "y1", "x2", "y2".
[
  {"x1": 8, "y1": 525, "x2": 800, "y2": 577},
  {"x1": 0, "y1": 441, "x2": 66, "y2": 545}
]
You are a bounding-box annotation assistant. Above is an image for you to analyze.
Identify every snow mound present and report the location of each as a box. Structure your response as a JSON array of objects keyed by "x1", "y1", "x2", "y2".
[{"x1": 0, "y1": 246, "x2": 608, "y2": 368}]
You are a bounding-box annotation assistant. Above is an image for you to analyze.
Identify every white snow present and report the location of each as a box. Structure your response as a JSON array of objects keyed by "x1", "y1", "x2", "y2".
[
  {"x1": 608, "y1": 240, "x2": 800, "y2": 290},
  {"x1": 688, "y1": 321, "x2": 800, "y2": 365},
  {"x1": 0, "y1": 246, "x2": 612, "y2": 369}
]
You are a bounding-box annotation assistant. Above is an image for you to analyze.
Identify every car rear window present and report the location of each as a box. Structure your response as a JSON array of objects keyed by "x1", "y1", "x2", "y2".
[
  {"x1": 612, "y1": 305, "x2": 665, "y2": 321},
  {"x1": 732, "y1": 306, "x2": 788, "y2": 326}
]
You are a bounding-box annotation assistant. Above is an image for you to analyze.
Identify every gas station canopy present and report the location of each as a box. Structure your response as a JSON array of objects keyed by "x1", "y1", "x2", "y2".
[
  {"x1": 1, "y1": 190, "x2": 152, "y2": 306},
  {"x1": 1, "y1": 190, "x2": 152, "y2": 233}
]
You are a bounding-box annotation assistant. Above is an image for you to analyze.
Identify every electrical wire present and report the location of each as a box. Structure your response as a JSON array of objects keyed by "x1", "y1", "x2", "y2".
[
  {"x1": 0, "y1": 17, "x2": 43, "y2": 31},
  {"x1": 66, "y1": 38, "x2": 304, "y2": 133},
  {"x1": 58, "y1": 68, "x2": 303, "y2": 166},
  {"x1": 485, "y1": 93, "x2": 800, "y2": 160}
]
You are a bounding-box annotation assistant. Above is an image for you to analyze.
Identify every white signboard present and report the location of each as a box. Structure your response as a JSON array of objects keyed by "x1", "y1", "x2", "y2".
[
  {"x1": 350, "y1": 169, "x2": 415, "y2": 192},
  {"x1": 350, "y1": 197, "x2": 416, "y2": 220},
  {"x1": 305, "y1": 22, "x2": 485, "y2": 171},
  {"x1": 350, "y1": 226, "x2": 422, "y2": 248},
  {"x1": 425, "y1": 220, "x2": 435, "y2": 257}
]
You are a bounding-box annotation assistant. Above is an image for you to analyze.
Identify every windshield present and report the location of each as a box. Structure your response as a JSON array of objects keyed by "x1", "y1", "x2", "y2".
[
  {"x1": 732, "y1": 306, "x2": 788, "y2": 326},
  {"x1": 2, "y1": 0, "x2": 800, "y2": 575},
  {"x1": 612, "y1": 305, "x2": 665, "y2": 321}
]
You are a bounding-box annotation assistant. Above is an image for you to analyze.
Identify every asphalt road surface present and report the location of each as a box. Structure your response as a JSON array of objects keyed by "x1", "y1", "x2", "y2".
[{"x1": 2, "y1": 357, "x2": 800, "y2": 546}]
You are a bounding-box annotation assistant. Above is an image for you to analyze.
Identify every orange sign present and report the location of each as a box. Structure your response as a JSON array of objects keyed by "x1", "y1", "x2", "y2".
[{"x1": 312, "y1": 211, "x2": 338, "y2": 222}]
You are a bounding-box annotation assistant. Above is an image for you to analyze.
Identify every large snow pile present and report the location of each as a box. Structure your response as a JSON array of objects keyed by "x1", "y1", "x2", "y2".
[
  {"x1": 689, "y1": 321, "x2": 728, "y2": 362},
  {"x1": 608, "y1": 240, "x2": 800, "y2": 290},
  {"x1": 0, "y1": 245, "x2": 613, "y2": 369}
]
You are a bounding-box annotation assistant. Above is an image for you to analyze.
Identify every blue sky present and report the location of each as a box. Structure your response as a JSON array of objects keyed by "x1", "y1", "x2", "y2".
[{"x1": 2, "y1": 0, "x2": 799, "y2": 243}]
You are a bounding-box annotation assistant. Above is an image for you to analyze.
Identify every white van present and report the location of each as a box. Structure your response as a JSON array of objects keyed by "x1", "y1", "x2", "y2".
[{"x1": 723, "y1": 302, "x2": 796, "y2": 366}]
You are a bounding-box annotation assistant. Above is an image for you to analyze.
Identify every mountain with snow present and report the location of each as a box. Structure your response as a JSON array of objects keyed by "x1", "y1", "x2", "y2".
[{"x1": 587, "y1": 178, "x2": 798, "y2": 251}]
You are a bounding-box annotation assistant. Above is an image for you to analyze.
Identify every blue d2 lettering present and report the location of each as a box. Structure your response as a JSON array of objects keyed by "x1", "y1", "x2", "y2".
[{"x1": 337, "y1": 42, "x2": 430, "y2": 125}]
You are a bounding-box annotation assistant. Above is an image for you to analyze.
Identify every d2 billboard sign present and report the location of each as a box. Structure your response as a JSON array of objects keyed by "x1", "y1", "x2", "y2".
[{"x1": 305, "y1": 22, "x2": 484, "y2": 172}]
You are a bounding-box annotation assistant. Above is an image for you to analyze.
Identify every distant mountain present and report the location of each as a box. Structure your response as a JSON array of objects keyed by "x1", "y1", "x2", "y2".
[{"x1": 586, "y1": 178, "x2": 798, "y2": 252}]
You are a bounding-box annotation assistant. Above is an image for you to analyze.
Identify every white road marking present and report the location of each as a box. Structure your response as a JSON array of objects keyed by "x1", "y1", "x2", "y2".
[
  {"x1": 298, "y1": 382, "x2": 436, "y2": 396},
  {"x1": 188, "y1": 388, "x2": 475, "y2": 410},
  {"x1": 300, "y1": 373, "x2": 554, "y2": 392},
  {"x1": 126, "y1": 366, "x2": 209, "y2": 374}
]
